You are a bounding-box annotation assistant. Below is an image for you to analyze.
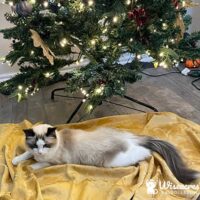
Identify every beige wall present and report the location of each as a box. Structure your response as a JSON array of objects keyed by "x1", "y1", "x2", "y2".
[
  {"x1": 188, "y1": 0, "x2": 200, "y2": 32},
  {"x1": 0, "y1": 2, "x2": 200, "y2": 79},
  {"x1": 0, "y1": 3, "x2": 19, "y2": 78}
]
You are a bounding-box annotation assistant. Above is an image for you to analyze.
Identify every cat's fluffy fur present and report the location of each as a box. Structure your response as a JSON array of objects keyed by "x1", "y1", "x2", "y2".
[{"x1": 12, "y1": 124, "x2": 199, "y2": 184}]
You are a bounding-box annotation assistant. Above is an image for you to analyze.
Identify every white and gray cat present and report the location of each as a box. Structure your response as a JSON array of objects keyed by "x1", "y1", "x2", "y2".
[{"x1": 12, "y1": 124, "x2": 199, "y2": 184}]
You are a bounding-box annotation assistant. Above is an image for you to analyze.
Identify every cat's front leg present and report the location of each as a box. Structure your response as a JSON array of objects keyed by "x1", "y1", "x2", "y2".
[
  {"x1": 12, "y1": 151, "x2": 33, "y2": 165},
  {"x1": 31, "y1": 162, "x2": 51, "y2": 170}
]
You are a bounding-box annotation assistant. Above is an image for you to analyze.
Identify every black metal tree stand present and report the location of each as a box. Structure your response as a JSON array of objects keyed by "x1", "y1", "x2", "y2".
[{"x1": 51, "y1": 88, "x2": 158, "y2": 123}]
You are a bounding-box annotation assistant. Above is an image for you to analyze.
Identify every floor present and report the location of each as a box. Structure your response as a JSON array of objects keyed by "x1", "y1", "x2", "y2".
[{"x1": 0, "y1": 67, "x2": 200, "y2": 125}]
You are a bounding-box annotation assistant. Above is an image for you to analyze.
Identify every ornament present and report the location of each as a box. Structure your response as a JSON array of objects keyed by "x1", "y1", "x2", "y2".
[
  {"x1": 175, "y1": 14, "x2": 185, "y2": 41},
  {"x1": 185, "y1": 59, "x2": 200, "y2": 68},
  {"x1": 182, "y1": 0, "x2": 199, "y2": 8},
  {"x1": 11, "y1": 1, "x2": 32, "y2": 16},
  {"x1": 128, "y1": 8, "x2": 147, "y2": 27},
  {"x1": 30, "y1": 29, "x2": 55, "y2": 65},
  {"x1": 172, "y1": 0, "x2": 179, "y2": 9}
]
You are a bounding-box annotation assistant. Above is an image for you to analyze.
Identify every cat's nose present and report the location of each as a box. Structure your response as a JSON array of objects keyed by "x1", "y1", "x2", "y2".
[{"x1": 38, "y1": 149, "x2": 43, "y2": 154}]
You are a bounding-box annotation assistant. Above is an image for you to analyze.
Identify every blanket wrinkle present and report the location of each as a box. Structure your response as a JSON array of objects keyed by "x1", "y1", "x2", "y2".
[{"x1": 0, "y1": 112, "x2": 199, "y2": 200}]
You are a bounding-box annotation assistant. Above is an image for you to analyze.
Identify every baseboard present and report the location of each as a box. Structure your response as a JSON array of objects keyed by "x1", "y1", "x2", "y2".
[{"x1": 0, "y1": 72, "x2": 16, "y2": 82}]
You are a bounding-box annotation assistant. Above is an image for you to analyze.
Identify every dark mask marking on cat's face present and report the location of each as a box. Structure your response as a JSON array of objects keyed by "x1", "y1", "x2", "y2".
[{"x1": 23, "y1": 127, "x2": 57, "y2": 153}]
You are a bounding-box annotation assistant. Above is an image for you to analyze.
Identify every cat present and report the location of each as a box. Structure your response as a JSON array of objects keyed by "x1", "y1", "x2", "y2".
[{"x1": 12, "y1": 124, "x2": 199, "y2": 184}]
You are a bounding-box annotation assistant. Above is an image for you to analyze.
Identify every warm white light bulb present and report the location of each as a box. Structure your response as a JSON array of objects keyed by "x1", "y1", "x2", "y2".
[
  {"x1": 31, "y1": 50, "x2": 34, "y2": 55},
  {"x1": 18, "y1": 85, "x2": 23, "y2": 90},
  {"x1": 43, "y1": 1, "x2": 48, "y2": 8},
  {"x1": 118, "y1": 43, "x2": 122, "y2": 47},
  {"x1": 9, "y1": 1, "x2": 13, "y2": 6},
  {"x1": 60, "y1": 38, "x2": 67, "y2": 47},
  {"x1": 88, "y1": 105, "x2": 93, "y2": 111},
  {"x1": 91, "y1": 39, "x2": 96, "y2": 45},
  {"x1": 57, "y1": 3, "x2": 61, "y2": 7},
  {"x1": 113, "y1": 16, "x2": 118, "y2": 23},
  {"x1": 102, "y1": 28, "x2": 107, "y2": 33},
  {"x1": 129, "y1": 38, "x2": 133, "y2": 42},
  {"x1": 44, "y1": 72, "x2": 50, "y2": 78},
  {"x1": 88, "y1": 0, "x2": 94, "y2": 6},
  {"x1": 159, "y1": 52, "x2": 164, "y2": 57},
  {"x1": 137, "y1": 54, "x2": 141, "y2": 59},
  {"x1": 29, "y1": 0, "x2": 36, "y2": 4},
  {"x1": 170, "y1": 39, "x2": 175, "y2": 44},
  {"x1": 103, "y1": 45, "x2": 107, "y2": 50},
  {"x1": 162, "y1": 23, "x2": 168, "y2": 30},
  {"x1": 95, "y1": 88, "x2": 102, "y2": 94},
  {"x1": 126, "y1": 0, "x2": 131, "y2": 5}
]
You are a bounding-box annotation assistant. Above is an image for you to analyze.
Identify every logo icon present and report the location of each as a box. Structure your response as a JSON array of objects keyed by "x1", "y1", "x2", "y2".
[{"x1": 146, "y1": 179, "x2": 158, "y2": 195}]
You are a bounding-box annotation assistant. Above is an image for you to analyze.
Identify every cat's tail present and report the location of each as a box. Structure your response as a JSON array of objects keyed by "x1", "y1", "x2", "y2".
[{"x1": 141, "y1": 137, "x2": 199, "y2": 184}]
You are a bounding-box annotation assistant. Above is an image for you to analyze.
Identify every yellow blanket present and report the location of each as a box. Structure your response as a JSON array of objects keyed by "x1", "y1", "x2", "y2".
[{"x1": 0, "y1": 112, "x2": 200, "y2": 200}]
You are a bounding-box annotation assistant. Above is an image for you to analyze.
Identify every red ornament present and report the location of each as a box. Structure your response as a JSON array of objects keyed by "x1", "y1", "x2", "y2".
[
  {"x1": 172, "y1": 0, "x2": 179, "y2": 9},
  {"x1": 128, "y1": 8, "x2": 147, "y2": 27}
]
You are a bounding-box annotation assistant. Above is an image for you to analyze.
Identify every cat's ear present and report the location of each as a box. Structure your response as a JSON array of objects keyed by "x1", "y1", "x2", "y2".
[
  {"x1": 46, "y1": 127, "x2": 57, "y2": 138},
  {"x1": 23, "y1": 129, "x2": 35, "y2": 138}
]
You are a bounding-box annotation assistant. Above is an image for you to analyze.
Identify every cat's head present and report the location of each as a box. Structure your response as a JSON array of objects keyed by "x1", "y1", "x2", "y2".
[{"x1": 23, "y1": 124, "x2": 57, "y2": 155}]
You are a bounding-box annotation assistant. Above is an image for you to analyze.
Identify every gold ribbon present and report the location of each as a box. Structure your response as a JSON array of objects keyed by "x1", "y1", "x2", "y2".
[{"x1": 30, "y1": 29, "x2": 55, "y2": 65}]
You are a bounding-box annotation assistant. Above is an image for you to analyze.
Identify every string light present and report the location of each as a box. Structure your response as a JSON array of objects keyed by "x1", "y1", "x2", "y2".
[
  {"x1": 57, "y1": 3, "x2": 61, "y2": 7},
  {"x1": 129, "y1": 38, "x2": 133, "y2": 42},
  {"x1": 9, "y1": 1, "x2": 13, "y2": 6},
  {"x1": 160, "y1": 61, "x2": 168, "y2": 68},
  {"x1": 137, "y1": 54, "x2": 141, "y2": 59},
  {"x1": 94, "y1": 85, "x2": 104, "y2": 95},
  {"x1": 102, "y1": 28, "x2": 108, "y2": 33},
  {"x1": 43, "y1": 1, "x2": 48, "y2": 8},
  {"x1": 103, "y1": 45, "x2": 107, "y2": 50},
  {"x1": 118, "y1": 43, "x2": 122, "y2": 47},
  {"x1": 113, "y1": 16, "x2": 118, "y2": 23},
  {"x1": 18, "y1": 85, "x2": 23, "y2": 90},
  {"x1": 44, "y1": 72, "x2": 54, "y2": 78},
  {"x1": 182, "y1": 1, "x2": 186, "y2": 7},
  {"x1": 88, "y1": 0, "x2": 94, "y2": 6},
  {"x1": 82, "y1": 99, "x2": 86, "y2": 102},
  {"x1": 159, "y1": 52, "x2": 164, "y2": 57},
  {"x1": 170, "y1": 39, "x2": 175, "y2": 44},
  {"x1": 60, "y1": 38, "x2": 68, "y2": 47},
  {"x1": 91, "y1": 39, "x2": 96, "y2": 45},
  {"x1": 126, "y1": 0, "x2": 131, "y2": 5},
  {"x1": 88, "y1": 104, "x2": 93, "y2": 111},
  {"x1": 79, "y1": 3, "x2": 84, "y2": 10},
  {"x1": 30, "y1": 50, "x2": 34, "y2": 55},
  {"x1": 162, "y1": 23, "x2": 168, "y2": 30},
  {"x1": 29, "y1": 0, "x2": 36, "y2": 4},
  {"x1": 80, "y1": 88, "x2": 87, "y2": 95}
]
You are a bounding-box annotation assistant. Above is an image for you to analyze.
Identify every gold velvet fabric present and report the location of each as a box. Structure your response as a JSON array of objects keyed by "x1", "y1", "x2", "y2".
[{"x1": 0, "y1": 112, "x2": 199, "y2": 200}]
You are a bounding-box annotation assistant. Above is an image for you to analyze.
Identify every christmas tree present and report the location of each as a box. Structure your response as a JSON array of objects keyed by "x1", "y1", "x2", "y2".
[{"x1": 0, "y1": 0, "x2": 200, "y2": 112}]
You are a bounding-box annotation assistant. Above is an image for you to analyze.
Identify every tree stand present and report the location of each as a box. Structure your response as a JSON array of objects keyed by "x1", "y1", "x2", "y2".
[{"x1": 51, "y1": 88, "x2": 158, "y2": 123}]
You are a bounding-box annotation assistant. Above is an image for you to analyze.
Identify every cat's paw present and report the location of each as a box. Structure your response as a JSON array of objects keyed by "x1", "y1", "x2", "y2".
[{"x1": 12, "y1": 157, "x2": 20, "y2": 165}]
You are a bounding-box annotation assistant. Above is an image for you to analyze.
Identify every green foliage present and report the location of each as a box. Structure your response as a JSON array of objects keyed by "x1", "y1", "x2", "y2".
[{"x1": 0, "y1": 0, "x2": 200, "y2": 111}]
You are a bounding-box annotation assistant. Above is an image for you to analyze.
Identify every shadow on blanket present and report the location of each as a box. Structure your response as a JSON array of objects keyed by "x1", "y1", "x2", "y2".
[{"x1": 0, "y1": 112, "x2": 200, "y2": 200}]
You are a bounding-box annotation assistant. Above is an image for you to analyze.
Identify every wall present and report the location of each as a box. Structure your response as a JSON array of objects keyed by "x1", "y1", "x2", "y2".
[{"x1": 0, "y1": 3, "x2": 20, "y2": 81}]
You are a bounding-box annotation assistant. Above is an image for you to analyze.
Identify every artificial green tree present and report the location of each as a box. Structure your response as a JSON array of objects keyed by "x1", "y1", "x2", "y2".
[{"x1": 0, "y1": 0, "x2": 200, "y2": 111}]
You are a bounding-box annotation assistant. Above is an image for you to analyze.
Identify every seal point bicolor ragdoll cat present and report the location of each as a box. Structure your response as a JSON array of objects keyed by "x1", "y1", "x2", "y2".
[{"x1": 12, "y1": 124, "x2": 200, "y2": 184}]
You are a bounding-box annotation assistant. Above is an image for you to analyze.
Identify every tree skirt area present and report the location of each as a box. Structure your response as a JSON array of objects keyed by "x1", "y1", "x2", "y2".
[{"x1": 0, "y1": 112, "x2": 200, "y2": 200}]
